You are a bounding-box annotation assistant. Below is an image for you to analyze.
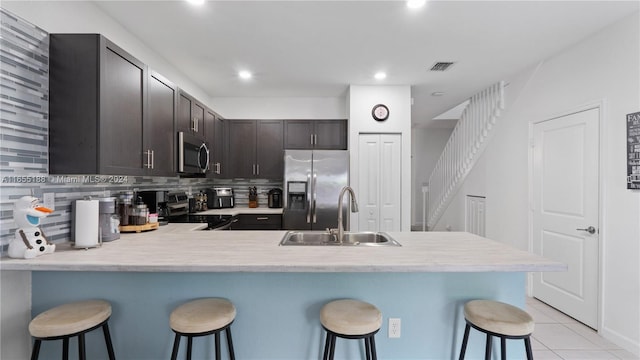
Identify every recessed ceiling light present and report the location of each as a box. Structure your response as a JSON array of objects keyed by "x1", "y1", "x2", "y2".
[
  {"x1": 374, "y1": 72, "x2": 387, "y2": 80},
  {"x1": 407, "y1": 0, "x2": 427, "y2": 9},
  {"x1": 238, "y1": 70, "x2": 252, "y2": 80},
  {"x1": 186, "y1": 0, "x2": 205, "y2": 5}
]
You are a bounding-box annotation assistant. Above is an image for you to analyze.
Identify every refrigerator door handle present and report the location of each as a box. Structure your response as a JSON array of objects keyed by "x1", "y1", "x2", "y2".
[
  {"x1": 306, "y1": 173, "x2": 312, "y2": 223},
  {"x1": 312, "y1": 172, "x2": 317, "y2": 223}
]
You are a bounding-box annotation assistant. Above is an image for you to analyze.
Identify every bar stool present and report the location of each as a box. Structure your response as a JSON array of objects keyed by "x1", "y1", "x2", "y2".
[
  {"x1": 320, "y1": 299, "x2": 382, "y2": 360},
  {"x1": 458, "y1": 299, "x2": 535, "y2": 360},
  {"x1": 169, "y1": 298, "x2": 236, "y2": 360},
  {"x1": 29, "y1": 299, "x2": 116, "y2": 360}
]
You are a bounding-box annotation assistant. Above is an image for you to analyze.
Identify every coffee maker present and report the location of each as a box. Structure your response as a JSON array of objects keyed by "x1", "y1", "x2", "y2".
[
  {"x1": 138, "y1": 191, "x2": 169, "y2": 225},
  {"x1": 268, "y1": 188, "x2": 283, "y2": 208}
]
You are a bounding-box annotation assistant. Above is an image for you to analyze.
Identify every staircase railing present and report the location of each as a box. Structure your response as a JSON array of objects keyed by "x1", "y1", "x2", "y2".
[{"x1": 426, "y1": 81, "x2": 505, "y2": 230}]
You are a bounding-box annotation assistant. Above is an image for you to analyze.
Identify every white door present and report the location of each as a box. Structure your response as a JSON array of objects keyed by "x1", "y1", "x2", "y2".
[
  {"x1": 358, "y1": 134, "x2": 402, "y2": 232},
  {"x1": 532, "y1": 107, "x2": 600, "y2": 328},
  {"x1": 465, "y1": 195, "x2": 486, "y2": 237}
]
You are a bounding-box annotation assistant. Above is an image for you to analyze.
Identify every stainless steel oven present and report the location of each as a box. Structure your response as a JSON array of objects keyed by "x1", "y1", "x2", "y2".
[{"x1": 177, "y1": 131, "x2": 209, "y2": 175}]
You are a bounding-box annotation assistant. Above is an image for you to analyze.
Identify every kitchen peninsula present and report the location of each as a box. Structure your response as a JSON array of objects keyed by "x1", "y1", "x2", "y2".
[{"x1": 2, "y1": 226, "x2": 565, "y2": 359}]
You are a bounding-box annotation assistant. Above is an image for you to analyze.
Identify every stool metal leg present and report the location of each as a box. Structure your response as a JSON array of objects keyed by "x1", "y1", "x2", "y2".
[
  {"x1": 170, "y1": 334, "x2": 181, "y2": 360},
  {"x1": 322, "y1": 333, "x2": 331, "y2": 360},
  {"x1": 458, "y1": 324, "x2": 470, "y2": 360},
  {"x1": 78, "y1": 333, "x2": 87, "y2": 360},
  {"x1": 30, "y1": 339, "x2": 41, "y2": 360},
  {"x1": 484, "y1": 334, "x2": 492, "y2": 360},
  {"x1": 63, "y1": 337, "x2": 69, "y2": 360},
  {"x1": 186, "y1": 336, "x2": 193, "y2": 360},
  {"x1": 524, "y1": 337, "x2": 533, "y2": 360},
  {"x1": 500, "y1": 337, "x2": 506, "y2": 360},
  {"x1": 328, "y1": 333, "x2": 336, "y2": 360},
  {"x1": 369, "y1": 335, "x2": 377, "y2": 360},
  {"x1": 215, "y1": 332, "x2": 221, "y2": 360},
  {"x1": 365, "y1": 337, "x2": 371, "y2": 360},
  {"x1": 225, "y1": 327, "x2": 236, "y2": 360},
  {"x1": 102, "y1": 322, "x2": 116, "y2": 360}
]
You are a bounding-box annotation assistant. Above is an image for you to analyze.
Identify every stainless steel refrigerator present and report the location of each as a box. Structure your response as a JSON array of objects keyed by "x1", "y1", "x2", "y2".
[{"x1": 283, "y1": 150, "x2": 349, "y2": 230}]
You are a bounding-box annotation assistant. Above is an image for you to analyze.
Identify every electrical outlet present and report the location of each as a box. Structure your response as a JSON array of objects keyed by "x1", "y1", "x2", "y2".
[
  {"x1": 43, "y1": 193, "x2": 55, "y2": 211},
  {"x1": 388, "y1": 318, "x2": 401, "y2": 338}
]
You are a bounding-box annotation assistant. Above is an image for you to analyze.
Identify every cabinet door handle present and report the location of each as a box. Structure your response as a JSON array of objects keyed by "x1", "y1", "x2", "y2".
[
  {"x1": 252, "y1": 164, "x2": 256, "y2": 175},
  {"x1": 313, "y1": 134, "x2": 317, "y2": 145},
  {"x1": 215, "y1": 162, "x2": 221, "y2": 174},
  {"x1": 256, "y1": 217, "x2": 269, "y2": 221},
  {"x1": 310, "y1": 134, "x2": 314, "y2": 145},
  {"x1": 150, "y1": 150, "x2": 154, "y2": 169},
  {"x1": 256, "y1": 164, "x2": 260, "y2": 175},
  {"x1": 144, "y1": 150, "x2": 153, "y2": 169}
]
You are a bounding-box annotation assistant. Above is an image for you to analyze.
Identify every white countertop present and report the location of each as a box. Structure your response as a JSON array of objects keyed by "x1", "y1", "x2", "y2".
[
  {"x1": 0, "y1": 224, "x2": 566, "y2": 273},
  {"x1": 195, "y1": 207, "x2": 283, "y2": 216}
]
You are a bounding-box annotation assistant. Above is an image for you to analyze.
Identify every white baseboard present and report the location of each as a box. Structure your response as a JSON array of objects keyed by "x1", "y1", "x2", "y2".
[{"x1": 600, "y1": 325, "x2": 640, "y2": 357}]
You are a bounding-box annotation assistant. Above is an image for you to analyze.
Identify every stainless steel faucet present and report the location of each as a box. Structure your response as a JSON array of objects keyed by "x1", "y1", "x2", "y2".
[{"x1": 330, "y1": 186, "x2": 359, "y2": 243}]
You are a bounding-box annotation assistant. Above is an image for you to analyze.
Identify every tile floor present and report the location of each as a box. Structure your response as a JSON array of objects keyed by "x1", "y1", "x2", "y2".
[{"x1": 526, "y1": 297, "x2": 638, "y2": 360}]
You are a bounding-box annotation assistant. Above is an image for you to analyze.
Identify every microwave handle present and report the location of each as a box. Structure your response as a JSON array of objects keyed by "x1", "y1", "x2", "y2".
[
  {"x1": 306, "y1": 173, "x2": 312, "y2": 223},
  {"x1": 177, "y1": 132, "x2": 185, "y2": 172},
  {"x1": 197, "y1": 143, "x2": 210, "y2": 173}
]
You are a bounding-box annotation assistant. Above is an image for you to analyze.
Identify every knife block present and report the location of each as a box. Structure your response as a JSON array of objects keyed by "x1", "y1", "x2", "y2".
[{"x1": 248, "y1": 187, "x2": 258, "y2": 208}]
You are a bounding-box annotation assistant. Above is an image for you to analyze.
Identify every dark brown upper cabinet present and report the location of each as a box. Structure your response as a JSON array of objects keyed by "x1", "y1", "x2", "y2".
[
  {"x1": 284, "y1": 120, "x2": 348, "y2": 150},
  {"x1": 177, "y1": 89, "x2": 205, "y2": 138},
  {"x1": 146, "y1": 71, "x2": 177, "y2": 176},
  {"x1": 49, "y1": 34, "x2": 148, "y2": 175},
  {"x1": 205, "y1": 108, "x2": 227, "y2": 178},
  {"x1": 228, "y1": 120, "x2": 283, "y2": 179}
]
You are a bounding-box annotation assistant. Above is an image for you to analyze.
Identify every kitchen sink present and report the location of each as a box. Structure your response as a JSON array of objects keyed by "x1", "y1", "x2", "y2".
[{"x1": 279, "y1": 231, "x2": 401, "y2": 247}]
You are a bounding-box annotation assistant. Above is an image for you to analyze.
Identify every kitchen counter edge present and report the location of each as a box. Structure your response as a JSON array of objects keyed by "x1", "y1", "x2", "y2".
[{"x1": 0, "y1": 224, "x2": 567, "y2": 273}]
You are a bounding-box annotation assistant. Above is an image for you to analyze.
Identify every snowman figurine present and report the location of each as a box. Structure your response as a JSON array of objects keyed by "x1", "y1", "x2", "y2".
[{"x1": 8, "y1": 196, "x2": 55, "y2": 259}]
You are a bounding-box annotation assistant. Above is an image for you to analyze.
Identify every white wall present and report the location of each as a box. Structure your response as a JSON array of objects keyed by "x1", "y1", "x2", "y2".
[
  {"x1": 435, "y1": 12, "x2": 640, "y2": 354},
  {"x1": 411, "y1": 127, "x2": 453, "y2": 229},
  {"x1": 0, "y1": 271, "x2": 31, "y2": 359},
  {"x1": 2, "y1": 1, "x2": 211, "y2": 105},
  {"x1": 347, "y1": 85, "x2": 412, "y2": 232},
  {"x1": 210, "y1": 97, "x2": 346, "y2": 119}
]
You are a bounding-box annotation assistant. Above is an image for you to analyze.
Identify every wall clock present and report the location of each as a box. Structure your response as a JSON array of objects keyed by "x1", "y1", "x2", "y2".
[{"x1": 372, "y1": 104, "x2": 389, "y2": 121}]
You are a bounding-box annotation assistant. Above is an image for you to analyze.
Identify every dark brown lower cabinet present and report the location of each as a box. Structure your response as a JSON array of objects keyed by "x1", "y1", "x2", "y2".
[{"x1": 231, "y1": 214, "x2": 282, "y2": 230}]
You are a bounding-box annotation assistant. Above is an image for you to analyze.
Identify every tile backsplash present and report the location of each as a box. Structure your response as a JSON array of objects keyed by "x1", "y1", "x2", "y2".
[{"x1": 0, "y1": 9, "x2": 282, "y2": 254}]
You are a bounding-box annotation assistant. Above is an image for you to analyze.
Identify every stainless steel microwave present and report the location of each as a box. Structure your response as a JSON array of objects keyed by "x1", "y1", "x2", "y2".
[{"x1": 177, "y1": 131, "x2": 209, "y2": 174}]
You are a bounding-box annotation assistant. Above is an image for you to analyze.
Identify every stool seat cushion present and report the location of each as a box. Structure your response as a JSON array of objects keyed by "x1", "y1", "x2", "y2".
[
  {"x1": 320, "y1": 299, "x2": 382, "y2": 336},
  {"x1": 29, "y1": 299, "x2": 112, "y2": 338},
  {"x1": 464, "y1": 300, "x2": 534, "y2": 337},
  {"x1": 170, "y1": 298, "x2": 236, "y2": 334}
]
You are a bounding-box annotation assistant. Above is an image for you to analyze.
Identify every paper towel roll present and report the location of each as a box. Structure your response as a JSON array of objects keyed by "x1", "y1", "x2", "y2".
[{"x1": 74, "y1": 199, "x2": 100, "y2": 248}]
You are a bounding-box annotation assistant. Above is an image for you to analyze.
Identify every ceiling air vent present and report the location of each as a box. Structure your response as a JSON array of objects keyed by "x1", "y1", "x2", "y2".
[{"x1": 430, "y1": 62, "x2": 455, "y2": 71}]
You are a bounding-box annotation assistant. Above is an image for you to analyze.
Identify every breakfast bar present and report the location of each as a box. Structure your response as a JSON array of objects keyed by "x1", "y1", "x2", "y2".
[{"x1": 1, "y1": 225, "x2": 565, "y2": 359}]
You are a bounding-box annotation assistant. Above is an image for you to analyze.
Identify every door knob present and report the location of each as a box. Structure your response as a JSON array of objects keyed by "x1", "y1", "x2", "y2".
[{"x1": 576, "y1": 226, "x2": 596, "y2": 234}]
